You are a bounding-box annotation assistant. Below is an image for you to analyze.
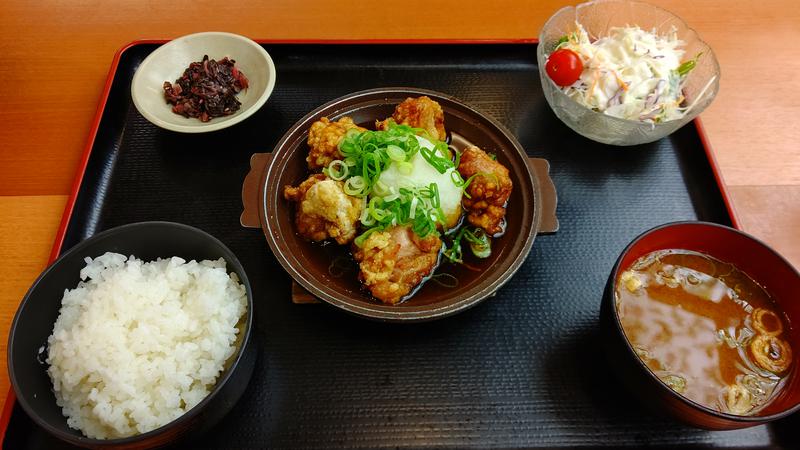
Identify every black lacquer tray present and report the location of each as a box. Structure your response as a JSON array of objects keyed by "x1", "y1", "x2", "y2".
[{"x1": 4, "y1": 42, "x2": 796, "y2": 448}]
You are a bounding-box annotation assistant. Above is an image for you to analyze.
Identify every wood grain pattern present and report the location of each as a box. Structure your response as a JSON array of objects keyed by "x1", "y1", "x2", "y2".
[
  {"x1": 0, "y1": 196, "x2": 67, "y2": 414},
  {"x1": 0, "y1": 0, "x2": 798, "y2": 423},
  {"x1": 1, "y1": 0, "x2": 798, "y2": 193},
  {"x1": 729, "y1": 186, "x2": 800, "y2": 268}
]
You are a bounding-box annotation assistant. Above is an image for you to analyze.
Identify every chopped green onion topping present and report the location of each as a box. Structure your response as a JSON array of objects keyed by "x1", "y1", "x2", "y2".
[
  {"x1": 386, "y1": 144, "x2": 406, "y2": 161},
  {"x1": 419, "y1": 142, "x2": 455, "y2": 174},
  {"x1": 329, "y1": 122, "x2": 482, "y2": 245},
  {"x1": 331, "y1": 121, "x2": 469, "y2": 195},
  {"x1": 451, "y1": 172, "x2": 488, "y2": 199},
  {"x1": 344, "y1": 176, "x2": 367, "y2": 196},
  {"x1": 398, "y1": 161, "x2": 413, "y2": 175},
  {"x1": 353, "y1": 182, "x2": 447, "y2": 246},
  {"x1": 467, "y1": 228, "x2": 492, "y2": 258},
  {"x1": 323, "y1": 159, "x2": 349, "y2": 180},
  {"x1": 372, "y1": 180, "x2": 390, "y2": 196},
  {"x1": 335, "y1": 122, "x2": 425, "y2": 196},
  {"x1": 443, "y1": 226, "x2": 492, "y2": 263}
]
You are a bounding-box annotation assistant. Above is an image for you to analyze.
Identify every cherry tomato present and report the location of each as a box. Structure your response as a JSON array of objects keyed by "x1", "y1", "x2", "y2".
[{"x1": 545, "y1": 49, "x2": 583, "y2": 87}]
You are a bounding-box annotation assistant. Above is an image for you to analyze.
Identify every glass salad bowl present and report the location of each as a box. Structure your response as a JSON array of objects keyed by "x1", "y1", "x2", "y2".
[{"x1": 537, "y1": 0, "x2": 720, "y2": 146}]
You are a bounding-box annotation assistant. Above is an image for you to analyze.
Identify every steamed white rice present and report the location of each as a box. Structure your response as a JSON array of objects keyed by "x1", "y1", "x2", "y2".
[{"x1": 46, "y1": 252, "x2": 247, "y2": 439}]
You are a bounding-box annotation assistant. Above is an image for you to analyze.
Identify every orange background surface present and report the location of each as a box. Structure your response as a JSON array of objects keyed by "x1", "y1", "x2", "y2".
[{"x1": 1, "y1": 0, "x2": 798, "y2": 417}]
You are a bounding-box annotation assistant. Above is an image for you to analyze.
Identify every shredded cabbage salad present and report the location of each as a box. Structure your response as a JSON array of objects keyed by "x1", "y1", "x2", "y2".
[{"x1": 553, "y1": 23, "x2": 710, "y2": 123}]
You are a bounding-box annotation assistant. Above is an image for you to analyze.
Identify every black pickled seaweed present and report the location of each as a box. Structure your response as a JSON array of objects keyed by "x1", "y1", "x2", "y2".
[{"x1": 163, "y1": 55, "x2": 249, "y2": 122}]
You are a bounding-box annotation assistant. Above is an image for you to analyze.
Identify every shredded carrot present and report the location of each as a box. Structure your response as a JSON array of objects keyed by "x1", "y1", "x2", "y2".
[{"x1": 613, "y1": 71, "x2": 628, "y2": 91}]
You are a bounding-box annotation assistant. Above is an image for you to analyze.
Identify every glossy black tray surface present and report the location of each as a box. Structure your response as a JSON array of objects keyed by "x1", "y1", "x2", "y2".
[{"x1": 5, "y1": 43, "x2": 795, "y2": 448}]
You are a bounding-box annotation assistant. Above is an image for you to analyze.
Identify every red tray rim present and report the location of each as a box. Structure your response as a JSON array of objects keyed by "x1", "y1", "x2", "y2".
[{"x1": 0, "y1": 37, "x2": 740, "y2": 444}]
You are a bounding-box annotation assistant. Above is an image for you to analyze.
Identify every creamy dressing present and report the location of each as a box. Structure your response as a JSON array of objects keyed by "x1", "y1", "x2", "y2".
[{"x1": 555, "y1": 23, "x2": 693, "y2": 123}]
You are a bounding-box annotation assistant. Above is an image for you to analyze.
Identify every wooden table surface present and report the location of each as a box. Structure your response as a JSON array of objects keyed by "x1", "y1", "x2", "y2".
[{"x1": 1, "y1": 0, "x2": 798, "y2": 418}]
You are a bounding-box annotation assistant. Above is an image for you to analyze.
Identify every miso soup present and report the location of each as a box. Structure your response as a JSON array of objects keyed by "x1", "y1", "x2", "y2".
[{"x1": 616, "y1": 249, "x2": 793, "y2": 415}]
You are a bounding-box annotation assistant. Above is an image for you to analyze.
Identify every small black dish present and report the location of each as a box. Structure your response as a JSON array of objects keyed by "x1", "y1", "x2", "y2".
[{"x1": 7, "y1": 221, "x2": 255, "y2": 449}]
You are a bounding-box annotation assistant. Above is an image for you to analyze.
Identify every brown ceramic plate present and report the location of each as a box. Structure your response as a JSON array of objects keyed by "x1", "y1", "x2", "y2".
[{"x1": 241, "y1": 87, "x2": 558, "y2": 322}]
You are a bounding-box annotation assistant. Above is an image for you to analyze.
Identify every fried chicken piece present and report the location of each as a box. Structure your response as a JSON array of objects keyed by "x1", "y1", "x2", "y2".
[
  {"x1": 376, "y1": 96, "x2": 447, "y2": 141},
  {"x1": 283, "y1": 174, "x2": 362, "y2": 245},
  {"x1": 306, "y1": 116, "x2": 366, "y2": 170},
  {"x1": 353, "y1": 226, "x2": 442, "y2": 305},
  {"x1": 457, "y1": 146, "x2": 513, "y2": 235}
]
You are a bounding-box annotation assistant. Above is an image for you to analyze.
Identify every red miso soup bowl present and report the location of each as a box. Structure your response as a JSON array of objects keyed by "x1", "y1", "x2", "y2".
[{"x1": 600, "y1": 221, "x2": 800, "y2": 429}]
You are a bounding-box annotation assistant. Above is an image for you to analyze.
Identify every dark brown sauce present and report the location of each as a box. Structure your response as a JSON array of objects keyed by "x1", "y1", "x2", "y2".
[{"x1": 616, "y1": 249, "x2": 793, "y2": 415}]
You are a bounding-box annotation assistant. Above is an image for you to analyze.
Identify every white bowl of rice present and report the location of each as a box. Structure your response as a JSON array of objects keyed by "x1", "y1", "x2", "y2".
[{"x1": 8, "y1": 222, "x2": 255, "y2": 448}]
